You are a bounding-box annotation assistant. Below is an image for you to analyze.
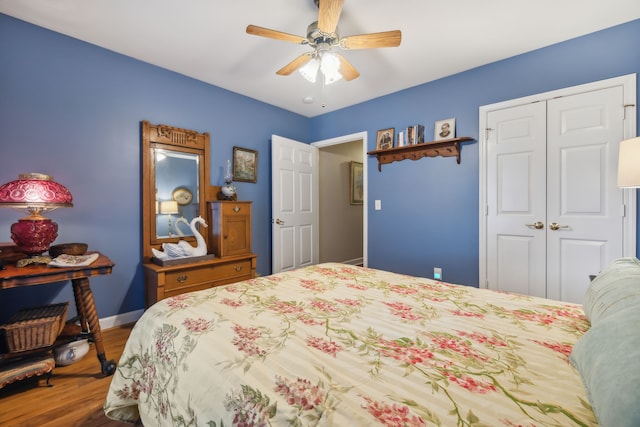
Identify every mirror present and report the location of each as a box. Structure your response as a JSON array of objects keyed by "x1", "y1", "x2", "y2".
[
  {"x1": 142, "y1": 121, "x2": 210, "y2": 261},
  {"x1": 154, "y1": 149, "x2": 199, "y2": 238}
]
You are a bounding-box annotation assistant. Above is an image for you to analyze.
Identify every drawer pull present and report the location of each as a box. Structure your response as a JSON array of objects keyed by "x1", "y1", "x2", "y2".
[
  {"x1": 177, "y1": 275, "x2": 188, "y2": 283},
  {"x1": 233, "y1": 205, "x2": 241, "y2": 213},
  {"x1": 234, "y1": 265, "x2": 244, "y2": 272}
]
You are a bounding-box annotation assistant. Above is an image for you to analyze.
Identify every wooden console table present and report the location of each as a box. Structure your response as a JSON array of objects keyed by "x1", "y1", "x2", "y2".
[{"x1": 0, "y1": 252, "x2": 117, "y2": 376}]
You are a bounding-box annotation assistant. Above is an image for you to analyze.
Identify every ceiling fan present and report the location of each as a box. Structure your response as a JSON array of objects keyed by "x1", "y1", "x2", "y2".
[{"x1": 246, "y1": 0, "x2": 401, "y2": 84}]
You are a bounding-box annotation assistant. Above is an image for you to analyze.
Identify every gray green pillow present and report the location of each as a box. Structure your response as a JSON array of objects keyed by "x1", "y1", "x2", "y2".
[
  {"x1": 583, "y1": 257, "x2": 640, "y2": 324},
  {"x1": 570, "y1": 306, "x2": 640, "y2": 427}
]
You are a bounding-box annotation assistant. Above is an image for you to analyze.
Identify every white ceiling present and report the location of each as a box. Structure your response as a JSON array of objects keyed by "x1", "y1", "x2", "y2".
[{"x1": 2, "y1": 0, "x2": 639, "y2": 117}]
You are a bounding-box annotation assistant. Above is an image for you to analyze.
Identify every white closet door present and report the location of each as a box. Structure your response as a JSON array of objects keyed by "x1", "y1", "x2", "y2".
[
  {"x1": 486, "y1": 85, "x2": 627, "y2": 303},
  {"x1": 546, "y1": 87, "x2": 625, "y2": 302},
  {"x1": 486, "y1": 102, "x2": 548, "y2": 298}
]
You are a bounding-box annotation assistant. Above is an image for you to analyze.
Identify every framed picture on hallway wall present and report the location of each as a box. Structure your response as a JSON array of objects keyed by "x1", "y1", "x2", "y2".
[{"x1": 350, "y1": 161, "x2": 363, "y2": 205}]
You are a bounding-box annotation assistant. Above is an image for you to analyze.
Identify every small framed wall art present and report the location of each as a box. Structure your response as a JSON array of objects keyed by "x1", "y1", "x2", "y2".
[
  {"x1": 434, "y1": 118, "x2": 456, "y2": 141},
  {"x1": 233, "y1": 146, "x2": 258, "y2": 183},
  {"x1": 376, "y1": 128, "x2": 394, "y2": 150},
  {"x1": 349, "y1": 161, "x2": 363, "y2": 205}
]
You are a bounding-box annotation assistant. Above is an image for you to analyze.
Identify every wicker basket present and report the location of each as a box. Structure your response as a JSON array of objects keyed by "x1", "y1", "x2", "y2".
[{"x1": 1, "y1": 303, "x2": 69, "y2": 353}]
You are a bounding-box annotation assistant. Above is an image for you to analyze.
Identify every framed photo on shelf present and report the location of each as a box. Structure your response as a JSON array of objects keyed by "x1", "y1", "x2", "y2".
[
  {"x1": 376, "y1": 128, "x2": 394, "y2": 150},
  {"x1": 350, "y1": 161, "x2": 363, "y2": 205},
  {"x1": 434, "y1": 118, "x2": 456, "y2": 141},
  {"x1": 233, "y1": 146, "x2": 258, "y2": 183}
]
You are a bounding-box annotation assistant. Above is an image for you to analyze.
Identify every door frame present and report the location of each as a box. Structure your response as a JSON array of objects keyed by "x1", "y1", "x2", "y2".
[
  {"x1": 312, "y1": 131, "x2": 369, "y2": 267},
  {"x1": 479, "y1": 74, "x2": 637, "y2": 289}
]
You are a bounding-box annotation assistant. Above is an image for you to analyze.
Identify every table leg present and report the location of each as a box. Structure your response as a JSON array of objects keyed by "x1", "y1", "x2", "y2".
[
  {"x1": 71, "y1": 277, "x2": 117, "y2": 376},
  {"x1": 72, "y1": 280, "x2": 90, "y2": 335}
]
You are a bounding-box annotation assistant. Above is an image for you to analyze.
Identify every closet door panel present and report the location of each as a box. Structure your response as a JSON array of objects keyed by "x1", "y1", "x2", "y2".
[
  {"x1": 486, "y1": 102, "x2": 547, "y2": 297},
  {"x1": 546, "y1": 86, "x2": 625, "y2": 302}
]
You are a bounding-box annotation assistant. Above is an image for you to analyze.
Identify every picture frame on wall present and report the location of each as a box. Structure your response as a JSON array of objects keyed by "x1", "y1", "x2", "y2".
[
  {"x1": 434, "y1": 118, "x2": 456, "y2": 141},
  {"x1": 376, "y1": 128, "x2": 394, "y2": 150},
  {"x1": 233, "y1": 146, "x2": 258, "y2": 183},
  {"x1": 350, "y1": 161, "x2": 363, "y2": 205}
]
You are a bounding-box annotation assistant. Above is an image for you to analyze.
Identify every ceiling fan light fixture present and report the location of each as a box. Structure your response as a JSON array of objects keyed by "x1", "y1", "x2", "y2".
[
  {"x1": 248, "y1": 0, "x2": 400, "y2": 85},
  {"x1": 299, "y1": 57, "x2": 320, "y2": 83},
  {"x1": 320, "y1": 51, "x2": 342, "y2": 85}
]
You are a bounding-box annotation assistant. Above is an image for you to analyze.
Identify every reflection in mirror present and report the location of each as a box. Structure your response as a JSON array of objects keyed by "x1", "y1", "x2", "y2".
[
  {"x1": 142, "y1": 120, "x2": 210, "y2": 262},
  {"x1": 154, "y1": 149, "x2": 199, "y2": 238}
]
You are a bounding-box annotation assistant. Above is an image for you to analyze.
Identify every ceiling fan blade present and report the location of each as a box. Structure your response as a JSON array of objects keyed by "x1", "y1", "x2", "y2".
[
  {"x1": 246, "y1": 25, "x2": 307, "y2": 45},
  {"x1": 276, "y1": 53, "x2": 314, "y2": 76},
  {"x1": 336, "y1": 53, "x2": 360, "y2": 81},
  {"x1": 340, "y1": 30, "x2": 402, "y2": 49},
  {"x1": 317, "y1": 0, "x2": 344, "y2": 34}
]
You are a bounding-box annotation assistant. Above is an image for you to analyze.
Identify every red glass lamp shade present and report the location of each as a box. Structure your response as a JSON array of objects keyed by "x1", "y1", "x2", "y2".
[{"x1": 0, "y1": 173, "x2": 73, "y2": 256}]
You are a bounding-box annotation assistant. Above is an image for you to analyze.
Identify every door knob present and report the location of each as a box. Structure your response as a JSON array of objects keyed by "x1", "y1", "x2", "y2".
[
  {"x1": 526, "y1": 221, "x2": 544, "y2": 229},
  {"x1": 274, "y1": 218, "x2": 285, "y2": 225},
  {"x1": 549, "y1": 222, "x2": 569, "y2": 231}
]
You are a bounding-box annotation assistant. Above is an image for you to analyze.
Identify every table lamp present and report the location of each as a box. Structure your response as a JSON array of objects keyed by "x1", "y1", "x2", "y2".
[
  {"x1": 0, "y1": 173, "x2": 73, "y2": 257},
  {"x1": 618, "y1": 137, "x2": 640, "y2": 188},
  {"x1": 159, "y1": 200, "x2": 179, "y2": 237}
]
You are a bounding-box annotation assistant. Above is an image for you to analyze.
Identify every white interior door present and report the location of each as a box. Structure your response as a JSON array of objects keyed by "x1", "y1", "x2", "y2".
[
  {"x1": 482, "y1": 75, "x2": 635, "y2": 303},
  {"x1": 486, "y1": 102, "x2": 548, "y2": 297},
  {"x1": 546, "y1": 87, "x2": 625, "y2": 302},
  {"x1": 271, "y1": 135, "x2": 319, "y2": 273}
]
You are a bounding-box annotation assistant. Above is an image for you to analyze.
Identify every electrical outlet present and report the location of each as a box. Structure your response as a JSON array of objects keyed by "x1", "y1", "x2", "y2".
[
  {"x1": 434, "y1": 267, "x2": 442, "y2": 280},
  {"x1": 375, "y1": 200, "x2": 382, "y2": 210}
]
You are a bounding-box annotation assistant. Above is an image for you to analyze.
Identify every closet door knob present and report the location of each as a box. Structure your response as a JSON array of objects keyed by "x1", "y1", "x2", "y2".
[
  {"x1": 549, "y1": 222, "x2": 569, "y2": 231},
  {"x1": 526, "y1": 221, "x2": 544, "y2": 229}
]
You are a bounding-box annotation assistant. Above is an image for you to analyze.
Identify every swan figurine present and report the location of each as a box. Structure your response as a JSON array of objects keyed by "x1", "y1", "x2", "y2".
[
  {"x1": 152, "y1": 216, "x2": 208, "y2": 260},
  {"x1": 174, "y1": 216, "x2": 189, "y2": 237}
]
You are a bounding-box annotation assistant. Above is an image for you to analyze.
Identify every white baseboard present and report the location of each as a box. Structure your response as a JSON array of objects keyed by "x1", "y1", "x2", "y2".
[
  {"x1": 99, "y1": 309, "x2": 144, "y2": 330},
  {"x1": 342, "y1": 257, "x2": 364, "y2": 266}
]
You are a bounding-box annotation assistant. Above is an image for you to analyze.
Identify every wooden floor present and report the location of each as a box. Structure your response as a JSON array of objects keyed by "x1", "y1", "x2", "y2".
[{"x1": 0, "y1": 324, "x2": 135, "y2": 427}]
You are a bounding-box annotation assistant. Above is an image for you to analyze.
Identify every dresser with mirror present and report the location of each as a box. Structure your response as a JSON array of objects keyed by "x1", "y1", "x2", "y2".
[{"x1": 141, "y1": 121, "x2": 256, "y2": 307}]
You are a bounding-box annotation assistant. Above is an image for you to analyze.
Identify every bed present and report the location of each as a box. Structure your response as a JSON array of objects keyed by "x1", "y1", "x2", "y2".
[{"x1": 104, "y1": 261, "x2": 640, "y2": 426}]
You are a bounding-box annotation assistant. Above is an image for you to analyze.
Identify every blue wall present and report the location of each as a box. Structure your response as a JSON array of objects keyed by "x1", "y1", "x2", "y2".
[
  {"x1": 311, "y1": 19, "x2": 640, "y2": 286},
  {"x1": 0, "y1": 14, "x2": 310, "y2": 321},
  {"x1": 1, "y1": 13, "x2": 638, "y2": 321}
]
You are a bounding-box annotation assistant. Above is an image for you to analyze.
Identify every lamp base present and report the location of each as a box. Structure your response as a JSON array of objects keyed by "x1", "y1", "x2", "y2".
[
  {"x1": 221, "y1": 184, "x2": 237, "y2": 200},
  {"x1": 11, "y1": 218, "x2": 58, "y2": 256}
]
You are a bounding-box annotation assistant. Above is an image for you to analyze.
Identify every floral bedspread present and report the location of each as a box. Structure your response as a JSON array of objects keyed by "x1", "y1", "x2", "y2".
[{"x1": 104, "y1": 263, "x2": 597, "y2": 426}]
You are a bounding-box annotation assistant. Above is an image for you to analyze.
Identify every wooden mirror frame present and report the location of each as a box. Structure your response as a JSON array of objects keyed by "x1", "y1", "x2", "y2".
[{"x1": 141, "y1": 120, "x2": 210, "y2": 261}]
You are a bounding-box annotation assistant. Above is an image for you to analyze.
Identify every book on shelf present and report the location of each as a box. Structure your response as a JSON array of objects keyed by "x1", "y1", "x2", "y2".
[
  {"x1": 415, "y1": 124, "x2": 425, "y2": 144},
  {"x1": 393, "y1": 125, "x2": 426, "y2": 147},
  {"x1": 407, "y1": 126, "x2": 415, "y2": 145},
  {"x1": 404, "y1": 124, "x2": 425, "y2": 145}
]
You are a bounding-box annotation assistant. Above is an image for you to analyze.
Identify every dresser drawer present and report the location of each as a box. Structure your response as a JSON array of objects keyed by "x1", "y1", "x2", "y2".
[
  {"x1": 211, "y1": 259, "x2": 252, "y2": 280},
  {"x1": 220, "y1": 202, "x2": 250, "y2": 217},
  {"x1": 164, "y1": 266, "x2": 210, "y2": 290},
  {"x1": 164, "y1": 259, "x2": 252, "y2": 291},
  {"x1": 144, "y1": 253, "x2": 257, "y2": 307},
  {"x1": 163, "y1": 282, "x2": 215, "y2": 299}
]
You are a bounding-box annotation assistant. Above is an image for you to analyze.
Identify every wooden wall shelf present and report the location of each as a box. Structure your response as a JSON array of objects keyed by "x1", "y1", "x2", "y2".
[{"x1": 368, "y1": 137, "x2": 473, "y2": 171}]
